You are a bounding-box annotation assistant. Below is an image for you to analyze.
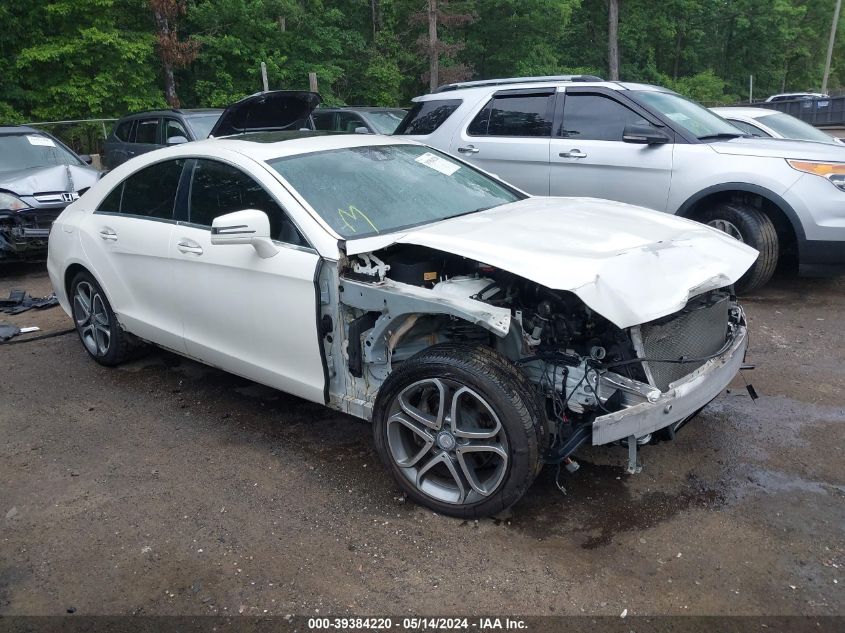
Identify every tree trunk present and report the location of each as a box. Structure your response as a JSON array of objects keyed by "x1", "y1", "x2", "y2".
[
  {"x1": 151, "y1": 8, "x2": 179, "y2": 107},
  {"x1": 608, "y1": 0, "x2": 619, "y2": 81},
  {"x1": 371, "y1": 0, "x2": 381, "y2": 41},
  {"x1": 672, "y1": 21, "x2": 684, "y2": 80},
  {"x1": 428, "y1": 0, "x2": 439, "y2": 92}
]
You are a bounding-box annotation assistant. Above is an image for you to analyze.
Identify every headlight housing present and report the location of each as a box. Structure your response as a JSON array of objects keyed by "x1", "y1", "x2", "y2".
[
  {"x1": 0, "y1": 191, "x2": 32, "y2": 211},
  {"x1": 787, "y1": 159, "x2": 845, "y2": 192}
]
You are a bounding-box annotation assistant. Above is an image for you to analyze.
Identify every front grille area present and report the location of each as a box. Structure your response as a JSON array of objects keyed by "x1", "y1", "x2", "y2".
[{"x1": 638, "y1": 291, "x2": 731, "y2": 392}]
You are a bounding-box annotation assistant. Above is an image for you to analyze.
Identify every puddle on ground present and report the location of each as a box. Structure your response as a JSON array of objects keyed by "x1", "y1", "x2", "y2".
[{"x1": 509, "y1": 460, "x2": 725, "y2": 549}]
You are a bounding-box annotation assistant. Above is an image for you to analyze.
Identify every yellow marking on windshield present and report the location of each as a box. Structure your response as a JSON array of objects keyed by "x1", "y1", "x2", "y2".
[{"x1": 338, "y1": 205, "x2": 379, "y2": 233}]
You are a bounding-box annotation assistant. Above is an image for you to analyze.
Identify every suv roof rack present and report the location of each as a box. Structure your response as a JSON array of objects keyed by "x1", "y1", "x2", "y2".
[{"x1": 433, "y1": 75, "x2": 605, "y2": 93}]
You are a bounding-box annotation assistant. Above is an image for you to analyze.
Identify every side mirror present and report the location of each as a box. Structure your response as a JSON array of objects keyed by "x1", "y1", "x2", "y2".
[
  {"x1": 354, "y1": 126, "x2": 371, "y2": 134},
  {"x1": 79, "y1": 154, "x2": 93, "y2": 164},
  {"x1": 167, "y1": 135, "x2": 188, "y2": 145},
  {"x1": 211, "y1": 209, "x2": 279, "y2": 259},
  {"x1": 622, "y1": 124, "x2": 670, "y2": 145}
]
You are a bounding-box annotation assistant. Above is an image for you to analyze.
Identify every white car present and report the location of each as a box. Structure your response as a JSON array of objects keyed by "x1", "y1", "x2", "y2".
[
  {"x1": 764, "y1": 92, "x2": 828, "y2": 102},
  {"x1": 712, "y1": 107, "x2": 845, "y2": 145},
  {"x1": 47, "y1": 95, "x2": 756, "y2": 517}
]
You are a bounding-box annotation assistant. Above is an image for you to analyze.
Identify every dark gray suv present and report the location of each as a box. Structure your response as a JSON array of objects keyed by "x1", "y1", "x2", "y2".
[
  {"x1": 103, "y1": 108, "x2": 223, "y2": 169},
  {"x1": 312, "y1": 107, "x2": 407, "y2": 134}
]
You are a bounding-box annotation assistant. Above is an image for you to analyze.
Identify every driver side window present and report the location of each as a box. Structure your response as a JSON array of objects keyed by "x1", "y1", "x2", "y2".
[
  {"x1": 188, "y1": 159, "x2": 308, "y2": 247},
  {"x1": 560, "y1": 94, "x2": 649, "y2": 140}
]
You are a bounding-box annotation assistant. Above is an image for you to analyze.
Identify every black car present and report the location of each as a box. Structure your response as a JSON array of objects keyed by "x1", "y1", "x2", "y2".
[
  {"x1": 311, "y1": 106, "x2": 407, "y2": 134},
  {"x1": 102, "y1": 108, "x2": 223, "y2": 169},
  {"x1": 0, "y1": 125, "x2": 100, "y2": 261}
]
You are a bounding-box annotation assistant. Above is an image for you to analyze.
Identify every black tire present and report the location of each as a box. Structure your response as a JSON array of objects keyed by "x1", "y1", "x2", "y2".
[
  {"x1": 698, "y1": 202, "x2": 778, "y2": 293},
  {"x1": 373, "y1": 343, "x2": 546, "y2": 518},
  {"x1": 69, "y1": 270, "x2": 137, "y2": 366}
]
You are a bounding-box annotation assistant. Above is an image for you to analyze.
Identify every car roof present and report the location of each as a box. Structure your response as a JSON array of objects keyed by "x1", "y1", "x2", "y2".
[
  {"x1": 316, "y1": 106, "x2": 406, "y2": 112},
  {"x1": 181, "y1": 130, "x2": 419, "y2": 162},
  {"x1": 711, "y1": 107, "x2": 780, "y2": 119},
  {"x1": 119, "y1": 108, "x2": 224, "y2": 120},
  {"x1": 413, "y1": 78, "x2": 671, "y2": 101},
  {"x1": 0, "y1": 125, "x2": 46, "y2": 135}
]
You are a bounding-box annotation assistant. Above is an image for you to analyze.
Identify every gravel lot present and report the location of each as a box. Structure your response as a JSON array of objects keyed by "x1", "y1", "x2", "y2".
[{"x1": 1, "y1": 264, "x2": 843, "y2": 617}]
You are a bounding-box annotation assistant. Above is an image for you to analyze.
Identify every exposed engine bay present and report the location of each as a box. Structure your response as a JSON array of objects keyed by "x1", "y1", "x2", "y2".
[{"x1": 328, "y1": 244, "x2": 746, "y2": 465}]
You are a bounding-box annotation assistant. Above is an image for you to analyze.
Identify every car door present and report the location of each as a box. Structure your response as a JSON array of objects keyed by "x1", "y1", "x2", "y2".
[
  {"x1": 103, "y1": 119, "x2": 135, "y2": 168},
  {"x1": 170, "y1": 157, "x2": 325, "y2": 403},
  {"x1": 163, "y1": 117, "x2": 190, "y2": 144},
  {"x1": 337, "y1": 111, "x2": 368, "y2": 133},
  {"x1": 448, "y1": 88, "x2": 554, "y2": 194},
  {"x1": 549, "y1": 89, "x2": 673, "y2": 211},
  {"x1": 77, "y1": 158, "x2": 186, "y2": 351},
  {"x1": 129, "y1": 116, "x2": 162, "y2": 159}
]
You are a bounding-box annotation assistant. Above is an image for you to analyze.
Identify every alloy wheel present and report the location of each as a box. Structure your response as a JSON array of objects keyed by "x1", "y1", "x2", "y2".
[
  {"x1": 385, "y1": 377, "x2": 509, "y2": 505},
  {"x1": 73, "y1": 281, "x2": 111, "y2": 356},
  {"x1": 707, "y1": 218, "x2": 745, "y2": 242}
]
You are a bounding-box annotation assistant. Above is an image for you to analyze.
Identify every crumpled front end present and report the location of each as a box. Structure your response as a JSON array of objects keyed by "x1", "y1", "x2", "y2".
[
  {"x1": 0, "y1": 208, "x2": 58, "y2": 261},
  {"x1": 516, "y1": 287, "x2": 748, "y2": 462},
  {"x1": 591, "y1": 299, "x2": 747, "y2": 445}
]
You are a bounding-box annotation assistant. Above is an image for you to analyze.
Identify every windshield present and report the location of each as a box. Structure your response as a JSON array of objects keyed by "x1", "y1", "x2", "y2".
[
  {"x1": 187, "y1": 113, "x2": 222, "y2": 139},
  {"x1": 0, "y1": 133, "x2": 82, "y2": 172},
  {"x1": 759, "y1": 112, "x2": 837, "y2": 144},
  {"x1": 367, "y1": 111, "x2": 406, "y2": 134},
  {"x1": 268, "y1": 144, "x2": 522, "y2": 238},
  {"x1": 634, "y1": 91, "x2": 742, "y2": 140}
]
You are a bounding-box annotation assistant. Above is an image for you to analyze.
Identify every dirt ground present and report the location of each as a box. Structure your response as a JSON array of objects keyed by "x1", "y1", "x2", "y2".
[{"x1": 1, "y1": 263, "x2": 843, "y2": 617}]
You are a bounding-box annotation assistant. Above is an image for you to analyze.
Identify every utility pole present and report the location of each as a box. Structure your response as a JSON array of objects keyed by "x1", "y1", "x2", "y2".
[
  {"x1": 822, "y1": 0, "x2": 842, "y2": 93},
  {"x1": 428, "y1": 0, "x2": 439, "y2": 92}
]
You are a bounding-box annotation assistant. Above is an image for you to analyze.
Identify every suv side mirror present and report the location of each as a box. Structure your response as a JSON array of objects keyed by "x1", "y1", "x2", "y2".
[
  {"x1": 211, "y1": 209, "x2": 279, "y2": 259},
  {"x1": 167, "y1": 135, "x2": 189, "y2": 145},
  {"x1": 79, "y1": 154, "x2": 93, "y2": 165},
  {"x1": 622, "y1": 124, "x2": 670, "y2": 145},
  {"x1": 354, "y1": 126, "x2": 371, "y2": 134}
]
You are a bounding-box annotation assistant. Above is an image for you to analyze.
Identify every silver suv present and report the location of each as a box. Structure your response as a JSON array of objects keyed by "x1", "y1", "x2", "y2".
[{"x1": 397, "y1": 76, "x2": 845, "y2": 291}]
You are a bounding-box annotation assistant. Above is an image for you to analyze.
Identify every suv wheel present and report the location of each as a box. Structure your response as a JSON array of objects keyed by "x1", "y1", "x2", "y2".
[
  {"x1": 373, "y1": 344, "x2": 546, "y2": 518},
  {"x1": 699, "y1": 202, "x2": 778, "y2": 292}
]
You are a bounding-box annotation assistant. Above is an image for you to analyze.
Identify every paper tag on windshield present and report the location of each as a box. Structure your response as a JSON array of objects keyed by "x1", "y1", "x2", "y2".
[
  {"x1": 415, "y1": 152, "x2": 460, "y2": 176},
  {"x1": 27, "y1": 135, "x2": 56, "y2": 147}
]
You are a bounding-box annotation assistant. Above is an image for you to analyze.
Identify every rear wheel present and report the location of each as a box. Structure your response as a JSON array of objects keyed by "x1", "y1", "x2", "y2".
[
  {"x1": 373, "y1": 343, "x2": 545, "y2": 518},
  {"x1": 698, "y1": 202, "x2": 778, "y2": 292},
  {"x1": 70, "y1": 271, "x2": 137, "y2": 366}
]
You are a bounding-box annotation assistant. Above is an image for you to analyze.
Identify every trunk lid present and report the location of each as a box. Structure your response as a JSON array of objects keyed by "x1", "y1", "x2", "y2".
[{"x1": 209, "y1": 91, "x2": 322, "y2": 137}]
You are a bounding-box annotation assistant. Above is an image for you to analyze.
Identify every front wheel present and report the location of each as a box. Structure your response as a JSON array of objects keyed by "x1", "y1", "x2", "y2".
[
  {"x1": 698, "y1": 202, "x2": 778, "y2": 293},
  {"x1": 373, "y1": 344, "x2": 546, "y2": 518}
]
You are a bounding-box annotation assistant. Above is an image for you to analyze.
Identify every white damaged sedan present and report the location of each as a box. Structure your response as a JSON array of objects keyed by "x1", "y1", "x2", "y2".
[{"x1": 48, "y1": 128, "x2": 757, "y2": 517}]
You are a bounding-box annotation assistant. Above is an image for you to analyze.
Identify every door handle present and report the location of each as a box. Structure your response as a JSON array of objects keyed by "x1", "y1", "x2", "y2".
[
  {"x1": 99, "y1": 228, "x2": 118, "y2": 241},
  {"x1": 560, "y1": 149, "x2": 587, "y2": 159},
  {"x1": 177, "y1": 239, "x2": 203, "y2": 255},
  {"x1": 457, "y1": 145, "x2": 480, "y2": 154}
]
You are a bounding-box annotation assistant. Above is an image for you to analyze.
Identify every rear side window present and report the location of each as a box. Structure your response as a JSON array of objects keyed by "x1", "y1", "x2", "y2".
[
  {"x1": 133, "y1": 118, "x2": 159, "y2": 144},
  {"x1": 395, "y1": 99, "x2": 461, "y2": 135},
  {"x1": 188, "y1": 159, "x2": 306, "y2": 246},
  {"x1": 560, "y1": 94, "x2": 649, "y2": 141},
  {"x1": 114, "y1": 120, "x2": 133, "y2": 142},
  {"x1": 469, "y1": 93, "x2": 554, "y2": 137},
  {"x1": 97, "y1": 159, "x2": 185, "y2": 219}
]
